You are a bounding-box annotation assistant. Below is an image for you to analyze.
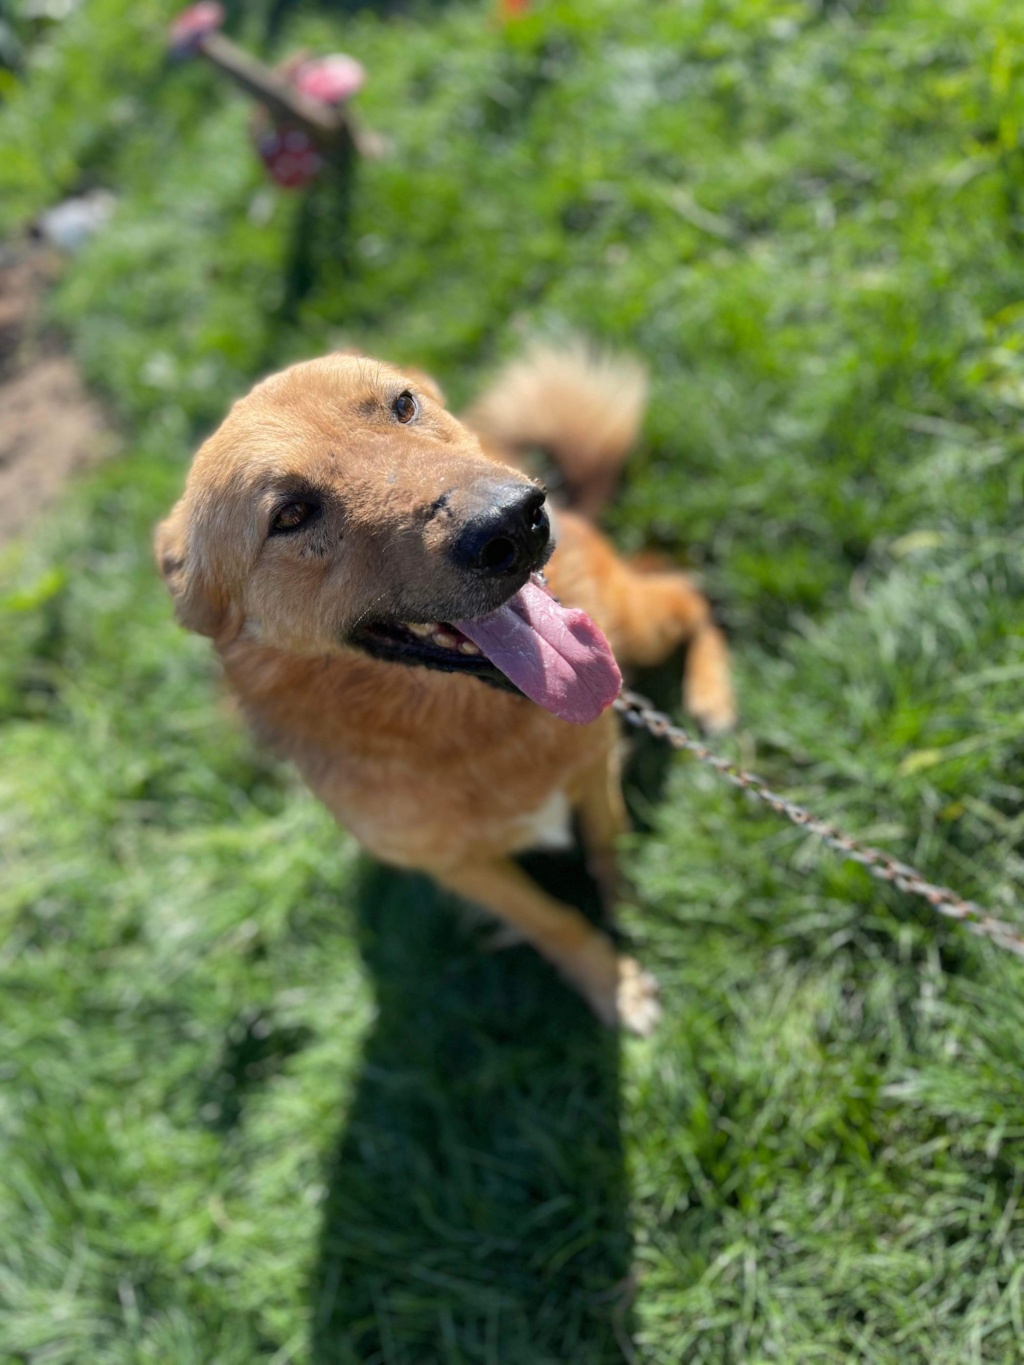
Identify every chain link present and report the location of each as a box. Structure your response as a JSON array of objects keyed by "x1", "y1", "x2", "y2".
[{"x1": 614, "y1": 689, "x2": 1024, "y2": 958}]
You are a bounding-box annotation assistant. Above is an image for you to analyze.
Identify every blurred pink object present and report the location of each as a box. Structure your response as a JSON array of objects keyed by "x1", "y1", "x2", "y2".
[
  {"x1": 167, "y1": 5, "x2": 376, "y2": 188},
  {"x1": 294, "y1": 54, "x2": 365, "y2": 107},
  {"x1": 169, "y1": 2, "x2": 224, "y2": 56}
]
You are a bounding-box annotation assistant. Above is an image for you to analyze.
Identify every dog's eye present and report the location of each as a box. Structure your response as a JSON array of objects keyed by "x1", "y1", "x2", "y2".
[
  {"x1": 392, "y1": 391, "x2": 418, "y2": 424},
  {"x1": 270, "y1": 501, "x2": 318, "y2": 535}
]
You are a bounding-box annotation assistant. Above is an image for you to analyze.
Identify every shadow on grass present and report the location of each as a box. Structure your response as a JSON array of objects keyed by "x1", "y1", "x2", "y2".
[
  {"x1": 310, "y1": 855, "x2": 633, "y2": 1364},
  {"x1": 309, "y1": 661, "x2": 682, "y2": 1363}
]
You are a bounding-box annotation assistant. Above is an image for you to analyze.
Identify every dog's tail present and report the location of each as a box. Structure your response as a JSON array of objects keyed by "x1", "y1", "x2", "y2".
[{"x1": 466, "y1": 342, "x2": 647, "y2": 518}]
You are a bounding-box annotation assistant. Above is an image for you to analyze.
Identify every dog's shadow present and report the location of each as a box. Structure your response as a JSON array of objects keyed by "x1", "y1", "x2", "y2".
[{"x1": 309, "y1": 660, "x2": 681, "y2": 1364}]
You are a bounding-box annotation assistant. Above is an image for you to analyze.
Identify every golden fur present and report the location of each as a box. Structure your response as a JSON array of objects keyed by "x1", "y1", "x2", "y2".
[{"x1": 156, "y1": 348, "x2": 734, "y2": 1032}]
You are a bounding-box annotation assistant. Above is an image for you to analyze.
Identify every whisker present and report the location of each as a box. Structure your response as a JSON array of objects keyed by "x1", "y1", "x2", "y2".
[{"x1": 348, "y1": 586, "x2": 391, "y2": 632}]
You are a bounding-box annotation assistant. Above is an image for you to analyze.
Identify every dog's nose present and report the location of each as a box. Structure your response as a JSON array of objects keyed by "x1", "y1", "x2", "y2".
[{"x1": 451, "y1": 483, "x2": 550, "y2": 577}]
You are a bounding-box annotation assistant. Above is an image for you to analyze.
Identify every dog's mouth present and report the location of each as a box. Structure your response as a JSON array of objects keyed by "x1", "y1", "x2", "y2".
[
  {"x1": 350, "y1": 573, "x2": 622, "y2": 725},
  {"x1": 351, "y1": 616, "x2": 518, "y2": 695}
]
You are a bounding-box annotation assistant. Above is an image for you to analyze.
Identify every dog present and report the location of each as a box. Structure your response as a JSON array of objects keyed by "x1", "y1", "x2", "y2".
[{"x1": 155, "y1": 345, "x2": 735, "y2": 1033}]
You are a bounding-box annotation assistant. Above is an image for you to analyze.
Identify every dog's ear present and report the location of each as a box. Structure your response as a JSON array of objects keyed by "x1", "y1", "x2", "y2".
[
  {"x1": 155, "y1": 499, "x2": 236, "y2": 640},
  {"x1": 405, "y1": 368, "x2": 446, "y2": 408}
]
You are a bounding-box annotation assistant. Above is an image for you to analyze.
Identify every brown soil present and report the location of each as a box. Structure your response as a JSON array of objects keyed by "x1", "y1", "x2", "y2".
[{"x1": 0, "y1": 248, "x2": 112, "y2": 549}]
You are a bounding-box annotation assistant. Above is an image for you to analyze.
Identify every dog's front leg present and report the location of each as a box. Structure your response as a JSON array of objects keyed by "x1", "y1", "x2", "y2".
[{"x1": 433, "y1": 857, "x2": 660, "y2": 1035}]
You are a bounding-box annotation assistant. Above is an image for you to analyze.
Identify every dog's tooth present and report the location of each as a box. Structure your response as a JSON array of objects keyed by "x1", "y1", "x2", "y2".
[
  {"x1": 433, "y1": 630, "x2": 459, "y2": 649},
  {"x1": 407, "y1": 623, "x2": 433, "y2": 637},
  {"x1": 459, "y1": 641, "x2": 481, "y2": 656}
]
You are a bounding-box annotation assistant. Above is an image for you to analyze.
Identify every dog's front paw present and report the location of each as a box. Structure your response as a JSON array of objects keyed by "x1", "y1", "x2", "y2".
[
  {"x1": 563, "y1": 939, "x2": 661, "y2": 1033},
  {"x1": 615, "y1": 956, "x2": 662, "y2": 1036}
]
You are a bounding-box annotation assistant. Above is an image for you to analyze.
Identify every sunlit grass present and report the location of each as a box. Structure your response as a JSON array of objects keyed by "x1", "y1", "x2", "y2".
[{"x1": 2, "y1": 0, "x2": 1024, "y2": 1360}]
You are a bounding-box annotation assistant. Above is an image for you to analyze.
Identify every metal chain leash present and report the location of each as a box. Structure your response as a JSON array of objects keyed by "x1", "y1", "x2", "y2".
[{"x1": 613, "y1": 689, "x2": 1024, "y2": 958}]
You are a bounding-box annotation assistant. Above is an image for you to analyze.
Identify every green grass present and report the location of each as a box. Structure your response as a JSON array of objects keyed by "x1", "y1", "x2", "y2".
[{"x1": 3, "y1": 0, "x2": 1024, "y2": 1360}]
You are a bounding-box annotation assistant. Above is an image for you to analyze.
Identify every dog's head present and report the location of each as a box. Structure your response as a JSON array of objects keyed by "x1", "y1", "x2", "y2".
[
  {"x1": 157, "y1": 352, "x2": 622, "y2": 724},
  {"x1": 155, "y1": 353, "x2": 552, "y2": 689}
]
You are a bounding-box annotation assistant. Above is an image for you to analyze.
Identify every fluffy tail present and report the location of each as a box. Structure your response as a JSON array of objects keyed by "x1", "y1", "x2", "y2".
[{"x1": 466, "y1": 342, "x2": 647, "y2": 518}]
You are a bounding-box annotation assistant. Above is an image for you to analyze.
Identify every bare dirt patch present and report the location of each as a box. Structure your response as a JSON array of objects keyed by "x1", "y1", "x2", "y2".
[{"x1": 0, "y1": 247, "x2": 112, "y2": 548}]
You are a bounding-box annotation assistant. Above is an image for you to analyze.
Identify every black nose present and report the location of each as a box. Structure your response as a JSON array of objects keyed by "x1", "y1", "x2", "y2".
[{"x1": 451, "y1": 483, "x2": 550, "y2": 577}]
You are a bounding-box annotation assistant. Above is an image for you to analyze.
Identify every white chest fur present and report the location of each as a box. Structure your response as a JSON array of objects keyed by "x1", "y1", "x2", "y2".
[{"x1": 515, "y1": 788, "x2": 574, "y2": 852}]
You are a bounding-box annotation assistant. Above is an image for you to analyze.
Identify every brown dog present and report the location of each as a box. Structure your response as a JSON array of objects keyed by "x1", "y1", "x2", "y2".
[{"x1": 156, "y1": 346, "x2": 734, "y2": 1032}]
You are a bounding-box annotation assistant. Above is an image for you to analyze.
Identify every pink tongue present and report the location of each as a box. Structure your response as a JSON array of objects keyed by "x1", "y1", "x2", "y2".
[{"x1": 454, "y1": 579, "x2": 621, "y2": 724}]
